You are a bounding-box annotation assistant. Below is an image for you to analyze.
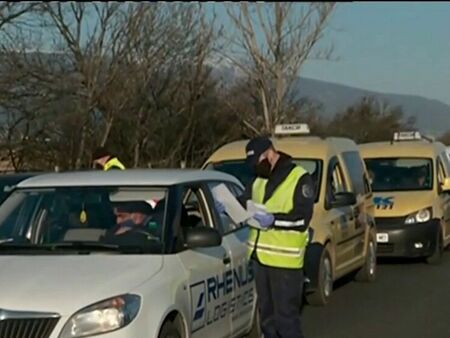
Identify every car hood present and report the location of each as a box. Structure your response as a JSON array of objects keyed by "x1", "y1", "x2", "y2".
[
  {"x1": 372, "y1": 191, "x2": 434, "y2": 217},
  {"x1": 0, "y1": 255, "x2": 163, "y2": 316}
]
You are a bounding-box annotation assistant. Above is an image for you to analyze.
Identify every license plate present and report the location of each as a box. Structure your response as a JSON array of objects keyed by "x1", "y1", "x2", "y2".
[{"x1": 377, "y1": 233, "x2": 389, "y2": 243}]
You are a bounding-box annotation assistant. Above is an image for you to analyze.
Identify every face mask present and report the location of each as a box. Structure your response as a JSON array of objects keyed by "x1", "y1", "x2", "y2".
[{"x1": 255, "y1": 158, "x2": 272, "y2": 178}]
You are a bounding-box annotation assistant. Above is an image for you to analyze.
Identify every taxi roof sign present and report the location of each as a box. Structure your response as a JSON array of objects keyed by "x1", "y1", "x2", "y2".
[
  {"x1": 274, "y1": 124, "x2": 310, "y2": 136},
  {"x1": 393, "y1": 131, "x2": 422, "y2": 141}
]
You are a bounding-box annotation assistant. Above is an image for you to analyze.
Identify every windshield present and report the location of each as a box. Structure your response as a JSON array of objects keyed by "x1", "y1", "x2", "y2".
[
  {"x1": 206, "y1": 159, "x2": 322, "y2": 202},
  {"x1": 0, "y1": 175, "x2": 32, "y2": 203},
  {"x1": 0, "y1": 186, "x2": 168, "y2": 254},
  {"x1": 364, "y1": 157, "x2": 433, "y2": 192}
]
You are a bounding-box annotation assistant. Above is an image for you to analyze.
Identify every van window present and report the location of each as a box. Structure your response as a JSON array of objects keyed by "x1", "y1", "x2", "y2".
[
  {"x1": 342, "y1": 151, "x2": 367, "y2": 195},
  {"x1": 326, "y1": 159, "x2": 348, "y2": 208},
  {"x1": 439, "y1": 152, "x2": 450, "y2": 177},
  {"x1": 437, "y1": 157, "x2": 446, "y2": 186},
  {"x1": 206, "y1": 158, "x2": 323, "y2": 202},
  {"x1": 365, "y1": 157, "x2": 433, "y2": 192}
]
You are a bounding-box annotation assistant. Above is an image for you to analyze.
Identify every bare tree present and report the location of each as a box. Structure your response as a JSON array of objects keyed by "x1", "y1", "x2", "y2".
[
  {"x1": 113, "y1": 3, "x2": 222, "y2": 168},
  {"x1": 226, "y1": 2, "x2": 336, "y2": 135},
  {"x1": 0, "y1": 2, "x2": 39, "y2": 31},
  {"x1": 39, "y1": 2, "x2": 135, "y2": 169}
]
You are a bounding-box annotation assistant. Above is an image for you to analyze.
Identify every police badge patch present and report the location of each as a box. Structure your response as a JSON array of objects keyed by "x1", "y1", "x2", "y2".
[{"x1": 302, "y1": 183, "x2": 313, "y2": 198}]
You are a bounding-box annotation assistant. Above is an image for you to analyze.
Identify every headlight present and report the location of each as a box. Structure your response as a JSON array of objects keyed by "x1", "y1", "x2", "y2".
[
  {"x1": 59, "y1": 294, "x2": 141, "y2": 338},
  {"x1": 405, "y1": 208, "x2": 431, "y2": 224}
]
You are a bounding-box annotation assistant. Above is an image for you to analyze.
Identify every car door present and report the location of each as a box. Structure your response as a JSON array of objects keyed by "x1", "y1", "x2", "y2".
[
  {"x1": 437, "y1": 155, "x2": 450, "y2": 241},
  {"x1": 326, "y1": 157, "x2": 356, "y2": 270},
  {"x1": 205, "y1": 181, "x2": 257, "y2": 338},
  {"x1": 177, "y1": 184, "x2": 232, "y2": 338}
]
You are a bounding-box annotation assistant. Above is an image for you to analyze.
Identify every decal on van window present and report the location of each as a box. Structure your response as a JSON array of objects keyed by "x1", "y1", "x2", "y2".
[
  {"x1": 374, "y1": 196, "x2": 394, "y2": 210},
  {"x1": 190, "y1": 262, "x2": 254, "y2": 333}
]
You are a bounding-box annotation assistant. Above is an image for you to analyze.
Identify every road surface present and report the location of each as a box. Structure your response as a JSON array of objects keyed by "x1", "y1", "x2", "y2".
[{"x1": 302, "y1": 253, "x2": 450, "y2": 338}]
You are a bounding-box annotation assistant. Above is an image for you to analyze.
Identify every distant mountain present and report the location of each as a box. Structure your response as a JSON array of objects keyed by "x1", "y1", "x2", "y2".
[
  {"x1": 214, "y1": 65, "x2": 450, "y2": 136},
  {"x1": 293, "y1": 77, "x2": 450, "y2": 136}
]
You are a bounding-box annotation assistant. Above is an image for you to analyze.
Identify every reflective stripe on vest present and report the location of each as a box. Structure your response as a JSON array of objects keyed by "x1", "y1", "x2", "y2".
[
  {"x1": 248, "y1": 166, "x2": 309, "y2": 269},
  {"x1": 104, "y1": 158, "x2": 126, "y2": 171}
]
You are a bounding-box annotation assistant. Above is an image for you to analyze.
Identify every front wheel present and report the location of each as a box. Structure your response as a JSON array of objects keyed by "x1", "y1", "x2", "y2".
[
  {"x1": 355, "y1": 234, "x2": 377, "y2": 282},
  {"x1": 305, "y1": 246, "x2": 333, "y2": 306},
  {"x1": 159, "y1": 321, "x2": 182, "y2": 338}
]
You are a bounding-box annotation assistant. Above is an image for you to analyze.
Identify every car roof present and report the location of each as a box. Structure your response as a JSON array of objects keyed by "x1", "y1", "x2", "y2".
[
  {"x1": 206, "y1": 136, "x2": 357, "y2": 163},
  {"x1": 359, "y1": 140, "x2": 446, "y2": 158},
  {"x1": 0, "y1": 172, "x2": 42, "y2": 183},
  {"x1": 16, "y1": 169, "x2": 242, "y2": 188}
]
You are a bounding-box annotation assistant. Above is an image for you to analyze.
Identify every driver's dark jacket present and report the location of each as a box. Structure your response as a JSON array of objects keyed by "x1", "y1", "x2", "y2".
[
  {"x1": 102, "y1": 216, "x2": 162, "y2": 245},
  {"x1": 238, "y1": 152, "x2": 315, "y2": 232}
]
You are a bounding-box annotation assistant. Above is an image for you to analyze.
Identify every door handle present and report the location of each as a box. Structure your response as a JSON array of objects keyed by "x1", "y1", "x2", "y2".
[{"x1": 223, "y1": 255, "x2": 231, "y2": 265}]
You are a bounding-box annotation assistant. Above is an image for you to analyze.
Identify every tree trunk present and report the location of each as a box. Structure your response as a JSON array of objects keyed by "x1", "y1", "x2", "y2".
[{"x1": 75, "y1": 124, "x2": 88, "y2": 169}]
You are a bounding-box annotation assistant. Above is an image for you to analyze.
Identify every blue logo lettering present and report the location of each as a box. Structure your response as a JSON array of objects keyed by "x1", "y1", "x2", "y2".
[{"x1": 374, "y1": 196, "x2": 394, "y2": 210}]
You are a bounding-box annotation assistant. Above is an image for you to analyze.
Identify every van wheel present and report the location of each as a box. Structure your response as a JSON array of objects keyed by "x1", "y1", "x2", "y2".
[
  {"x1": 159, "y1": 321, "x2": 182, "y2": 338},
  {"x1": 426, "y1": 228, "x2": 444, "y2": 265},
  {"x1": 306, "y1": 246, "x2": 333, "y2": 306},
  {"x1": 355, "y1": 234, "x2": 377, "y2": 282}
]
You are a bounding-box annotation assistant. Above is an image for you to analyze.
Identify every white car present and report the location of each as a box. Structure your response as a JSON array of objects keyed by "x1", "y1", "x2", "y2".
[{"x1": 0, "y1": 170, "x2": 260, "y2": 338}]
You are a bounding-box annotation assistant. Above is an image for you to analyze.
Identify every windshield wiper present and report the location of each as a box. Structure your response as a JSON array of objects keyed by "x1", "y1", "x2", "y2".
[{"x1": 0, "y1": 238, "x2": 14, "y2": 244}]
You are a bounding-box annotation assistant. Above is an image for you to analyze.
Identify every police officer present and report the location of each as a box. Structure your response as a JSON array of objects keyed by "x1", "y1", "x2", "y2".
[
  {"x1": 92, "y1": 147, "x2": 126, "y2": 171},
  {"x1": 239, "y1": 136, "x2": 314, "y2": 338}
]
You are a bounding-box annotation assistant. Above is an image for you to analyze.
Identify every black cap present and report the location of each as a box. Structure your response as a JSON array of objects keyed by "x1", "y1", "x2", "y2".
[
  {"x1": 113, "y1": 201, "x2": 154, "y2": 215},
  {"x1": 93, "y1": 147, "x2": 111, "y2": 160},
  {"x1": 245, "y1": 136, "x2": 273, "y2": 167}
]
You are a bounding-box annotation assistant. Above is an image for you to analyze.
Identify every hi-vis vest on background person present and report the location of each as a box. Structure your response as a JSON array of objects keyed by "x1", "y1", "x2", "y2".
[
  {"x1": 104, "y1": 157, "x2": 126, "y2": 171},
  {"x1": 248, "y1": 166, "x2": 309, "y2": 269}
]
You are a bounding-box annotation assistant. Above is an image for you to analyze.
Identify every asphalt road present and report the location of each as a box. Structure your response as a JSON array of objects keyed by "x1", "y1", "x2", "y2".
[{"x1": 302, "y1": 253, "x2": 450, "y2": 338}]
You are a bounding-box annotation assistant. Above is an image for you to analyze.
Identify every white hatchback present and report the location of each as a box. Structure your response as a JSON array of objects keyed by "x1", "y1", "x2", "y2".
[{"x1": 0, "y1": 169, "x2": 259, "y2": 338}]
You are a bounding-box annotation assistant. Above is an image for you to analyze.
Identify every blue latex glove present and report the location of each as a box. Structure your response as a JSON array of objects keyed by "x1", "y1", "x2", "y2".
[
  {"x1": 253, "y1": 212, "x2": 275, "y2": 229},
  {"x1": 215, "y1": 200, "x2": 226, "y2": 214}
]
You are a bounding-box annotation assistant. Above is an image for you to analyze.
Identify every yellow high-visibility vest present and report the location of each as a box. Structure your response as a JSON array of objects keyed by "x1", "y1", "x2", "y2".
[
  {"x1": 248, "y1": 166, "x2": 309, "y2": 269},
  {"x1": 104, "y1": 157, "x2": 125, "y2": 171}
]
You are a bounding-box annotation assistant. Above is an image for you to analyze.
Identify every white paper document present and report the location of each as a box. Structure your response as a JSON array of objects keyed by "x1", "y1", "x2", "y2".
[{"x1": 211, "y1": 183, "x2": 269, "y2": 230}]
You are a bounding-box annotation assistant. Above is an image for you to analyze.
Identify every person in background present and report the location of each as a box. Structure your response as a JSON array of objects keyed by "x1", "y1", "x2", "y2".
[{"x1": 92, "y1": 146, "x2": 126, "y2": 171}]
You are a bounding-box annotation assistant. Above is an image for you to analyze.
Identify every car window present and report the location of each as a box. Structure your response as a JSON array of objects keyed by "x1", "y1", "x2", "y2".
[
  {"x1": 227, "y1": 182, "x2": 244, "y2": 196},
  {"x1": 181, "y1": 187, "x2": 212, "y2": 230},
  {"x1": 208, "y1": 182, "x2": 244, "y2": 235},
  {"x1": 0, "y1": 187, "x2": 168, "y2": 254}
]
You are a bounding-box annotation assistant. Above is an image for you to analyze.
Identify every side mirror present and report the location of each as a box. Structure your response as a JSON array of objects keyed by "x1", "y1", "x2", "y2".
[
  {"x1": 441, "y1": 178, "x2": 450, "y2": 192},
  {"x1": 185, "y1": 227, "x2": 222, "y2": 249},
  {"x1": 330, "y1": 192, "x2": 357, "y2": 208}
]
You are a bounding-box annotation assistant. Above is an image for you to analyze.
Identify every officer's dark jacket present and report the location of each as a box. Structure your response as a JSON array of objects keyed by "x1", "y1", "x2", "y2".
[{"x1": 239, "y1": 152, "x2": 315, "y2": 232}]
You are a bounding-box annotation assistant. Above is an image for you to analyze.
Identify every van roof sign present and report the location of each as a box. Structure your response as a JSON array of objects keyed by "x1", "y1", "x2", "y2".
[
  {"x1": 393, "y1": 131, "x2": 422, "y2": 141},
  {"x1": 274, "y1": 124, "x2": 310, "y2": 136}
]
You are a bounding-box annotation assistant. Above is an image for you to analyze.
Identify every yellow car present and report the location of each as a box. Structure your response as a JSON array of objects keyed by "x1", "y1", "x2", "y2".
[
  {"x1": 203, "y1": 124, "x2": 377, "y2": 306},
  {"x1": 359, "y1": 131, "x2": 450, "y2": 264}
]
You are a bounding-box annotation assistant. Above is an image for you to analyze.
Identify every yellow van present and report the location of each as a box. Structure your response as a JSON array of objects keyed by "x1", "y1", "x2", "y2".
[
  {"x1": 359, "y1": 131, "x2": 450, "y2": 264},
  {"x1": 202, "y1": 124, "x2": 377, "y2": 305}
]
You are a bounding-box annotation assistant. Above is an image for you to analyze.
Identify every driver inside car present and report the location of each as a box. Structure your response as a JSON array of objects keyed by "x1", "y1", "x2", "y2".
[{"x1": 104, "y1": 201, "x2": 163, "y2": 240}]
